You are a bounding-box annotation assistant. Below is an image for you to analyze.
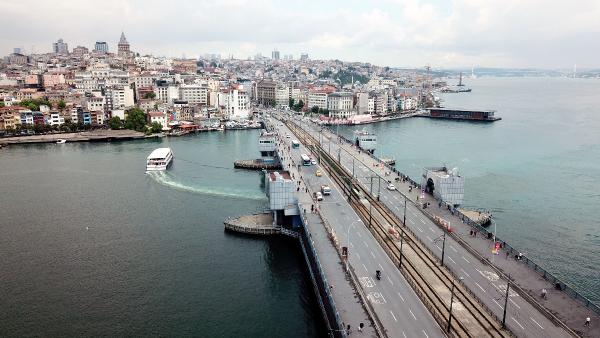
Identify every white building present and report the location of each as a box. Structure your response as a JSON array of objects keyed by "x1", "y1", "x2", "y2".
[
  {"x1": 356, "y1": 92, "x2": 369, "y2": 115},
  {"x1": 179, "y1": 84, "x2": 208, "y2": 105},
  {"x1": 147, "y1": 111, "x2": 169, "y2": 130},
  {"x1": 86, "y1": 96, "x2": 106, "y2": 112},
  {"x1": 154, "y1": 84, "x2": 179, "y2": 104},
  {"x1": 266, "y1": 171, "x2": 298, "y2": 215},
  {"x1": 308, "y1": 90, "x2": 329, "y2": 110},
  {"x1": 275, "y1": 87, "x2": 291, "y2": 107},
  {"x1": 224, "y1": 87, "x2": 249, "y2": 120},
  {"x1": 105, "y1": 86, "x2": 134, "y2": 110},
  {"x1": 327, "y1": 92, "x2": 355, "y2": 119}
]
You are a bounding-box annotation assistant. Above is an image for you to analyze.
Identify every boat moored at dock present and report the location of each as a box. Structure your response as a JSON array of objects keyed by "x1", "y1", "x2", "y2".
[
  {"x1": 146, "y1": 147, "x2": 173, "y2": 171},
  {"x1": 426, "y1": 107, "x2": 501, "y2": 122}
]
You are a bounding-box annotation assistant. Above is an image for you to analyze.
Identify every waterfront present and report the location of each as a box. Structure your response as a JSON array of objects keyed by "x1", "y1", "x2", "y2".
[
  {"x1": 0, "y1": 130, "x2": 325, "y2": 337},
  {"x1": 340, "y1": 77, "x2": 600, "y2": 304}
]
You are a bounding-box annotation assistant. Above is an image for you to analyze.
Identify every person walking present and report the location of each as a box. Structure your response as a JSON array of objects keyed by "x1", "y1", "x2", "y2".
[
  {"x1": 541, "y1": 288, "x2": 547, "y2": 299},
  {"x1": 584, "y1": 317, "x2": 590, "y2": 327},
  {"x1": 358, "y1": 322, "x2": 364, "y2": 332}
]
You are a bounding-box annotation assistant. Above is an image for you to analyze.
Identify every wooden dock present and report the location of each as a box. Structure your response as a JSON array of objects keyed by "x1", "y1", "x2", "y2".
[{"x1": 233, "y1": 159, "x2": 282, "y2": 170}]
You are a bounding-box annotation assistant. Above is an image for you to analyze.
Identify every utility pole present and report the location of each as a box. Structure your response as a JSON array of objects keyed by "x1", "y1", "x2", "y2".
[
  {"x1": 441, "y1": 231, "x2": 447, "y2": 266},
  {"x1": 352, "y1": 158, "x2": 355, "y2": 177},
  {"x1": 377, "y1": 176, "x2": 381, "y2": 201},
  {"x1": 403, "y1": 196, "x2": 407, "y2": 226},
  {"x1": 447, "y1": 278, "x2": 458, "y2": 332},
  {"x1": 399, "y1": 230, "x2": 404, "y2": 268},
  {"x1": 502, "y1": 280, "x2": 511, "y2": 328}
]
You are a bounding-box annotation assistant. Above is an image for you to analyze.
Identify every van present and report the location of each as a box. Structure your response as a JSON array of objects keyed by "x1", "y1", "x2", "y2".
[{"x1": 321, "y1": 185, "x2": 331, "y2": 195}]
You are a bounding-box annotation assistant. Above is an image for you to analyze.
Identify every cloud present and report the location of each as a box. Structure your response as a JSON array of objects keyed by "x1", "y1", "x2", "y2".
[{"x1": 1, "y1": 0, "x2": 599, "y2": 68}]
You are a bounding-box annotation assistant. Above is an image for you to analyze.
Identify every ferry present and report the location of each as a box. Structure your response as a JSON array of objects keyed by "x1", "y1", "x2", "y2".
[
  {"x1": 146, "y1": 147, "x2": 174, "y2": 171},
  {"x1": 354, "y1": 130, "x2": 377, "y2": 154},
  {"x1": 56, "y1": 139, "x2": 67, "y2": 144}
]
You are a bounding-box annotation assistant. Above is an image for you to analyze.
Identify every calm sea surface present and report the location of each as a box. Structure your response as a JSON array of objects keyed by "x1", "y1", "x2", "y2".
[
  {"x1": 340, "y1": 77, "x2": 600, "y2": 304},
  {"x1": 0, "y1": 130, "x2": 325, "y2": 337}
]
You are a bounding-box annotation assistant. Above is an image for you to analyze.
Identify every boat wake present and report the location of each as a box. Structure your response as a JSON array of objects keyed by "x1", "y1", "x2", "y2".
[{"x1": 147, "y1": 171, "x2": 266, "y2": 201}]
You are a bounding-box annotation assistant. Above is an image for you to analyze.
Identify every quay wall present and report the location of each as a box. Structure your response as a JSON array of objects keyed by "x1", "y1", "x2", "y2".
[{"x1": 325, "y1": 124, "x2": 600, "y2": 318}]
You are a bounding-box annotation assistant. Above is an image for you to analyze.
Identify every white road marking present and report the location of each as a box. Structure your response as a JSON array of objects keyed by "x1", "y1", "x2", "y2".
[
  {"x1": 350, "y1": 242, "x2": 354, "y2": 248},
  {"x1": 460, "y1": 268, "x2": 471, "y2": 278},
  {"x1": 370, "y1": 251, "x2": 376, "y2": 258},
  {"x1": 409, "y1": 309, "x2": 417, "y2": 320},
  {"x1": 436, "y1": 245, "x2": 442, "y2": 252},
  {"x1": 387, "y1": 276, "x2": 394, "y2": 285},
  {"x1": 403, "y1": 331, "x2": 407, "y2": 338},
  {"x1": 419, "y1": 218, "x2": 426, "y2": 224},
  {"x1": 426, "y1": 236, "x2": 433, "y2": 242},
  {"x1": 475, "y1": 282, "x2": 486, "y2": 293},
  {"x1": 510, "y1": 298, "x2": 521, "y2": 309},
  {"x1": 493, "y1": 298, "x2": 504, "y2": 309},
  {"x1": 357, "y1": 232, "x2": 362, "y2": 238},
  {"x1": 450, "y1": 245, "x2": 458, "y2": 253},
  {"x1": 530, "y1": 317, "x2": 544, "y2": 329},
  {"x1": 362, "y1": 263, "x2": 368, "y2": 273},
  {"x1": 511, "y1": 317, "x2": 525, "y2": 330},
  {"x1": 379, "y1": 263, "x2": 383, "y2": 271},
  {"x1": 355, "y1": 253, "x2": 360, "y2": 260},
  {"x1": 363, "y1": 240, "x2": 369, "y2": 248},
  {"x1": 409, "y1": 219, "x2": 415, "y2": 225},
  {"x1": 462, "y1": 256, "x2": 471, "y2": 263},
  {"x1": 390, "y1": 310, "x2": 398, "y2": 322},
  {"x1": 397, "y1": 292, "x2": 405, "y2": 302},
  {"x1": 429, "y1": 227, "x2": 435, "y2": 232},
  {"x1": 423, "y1": 330, "x2": 429, "y2": 338},
  {"x1": 448, "y1": 256, "x2": 457, "y2": 264}
]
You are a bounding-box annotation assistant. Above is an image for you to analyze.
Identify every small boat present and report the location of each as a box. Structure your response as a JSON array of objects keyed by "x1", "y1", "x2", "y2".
[
  {"x1": 146, "y1": 147, "x2": 174, "y2": 171},
  {"x1": 56, "y1": 139, "x2": 67, "y2": 144}
]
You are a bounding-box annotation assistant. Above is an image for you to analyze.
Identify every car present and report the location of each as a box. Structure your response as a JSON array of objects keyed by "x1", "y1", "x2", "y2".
[
  {"x1": 311, "y1": 159, "x2": 317, "y2": 165},
  {"x1": 315, "y1": 170, "x2": 322, "y2": 177},
  {"x1": 285, "y1": 134, "x2": 291, "y2": 138},
  {"x1": 387, "y1": 183, "x2": 396, "y2": 191},
  {"x1": 314, "y1": 192, "x2": 323, "y2": 201},
  {"x1": 321, "y1": 185, "x2": 331, "y2": 195}
]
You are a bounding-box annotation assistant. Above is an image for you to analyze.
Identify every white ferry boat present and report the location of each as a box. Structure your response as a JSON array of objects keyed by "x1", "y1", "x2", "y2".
[{"x1": 146, "y1": 147, "x2": 173, "y2": 171}]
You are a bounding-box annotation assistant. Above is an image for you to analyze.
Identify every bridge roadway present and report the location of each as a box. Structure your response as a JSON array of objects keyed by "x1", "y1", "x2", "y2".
[
  {"x1": 289, "y1": 115, "x2": 574, "y2": 338},
  {"x1": 271, "y1": 117, "x2": 445, "y2": 338}
]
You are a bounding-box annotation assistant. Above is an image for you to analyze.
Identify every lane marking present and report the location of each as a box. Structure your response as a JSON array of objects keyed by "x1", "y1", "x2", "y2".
[
  {"x1": 355, "y1": 253, "x2": 360, "y2": 260},
  {"x1": 423, "y1": 330, "x2": 429, "y2": 338},
  {"x1": 387, "y1": 276, "x2": 394, "y2": 285},
  {"x1": 493, "y1": 299, "x2": 504, "y2": 309},
  {"x1": 450, "y1": 245, "x2": 458, "y2": 253},
  {"x1": 397, "y1": 292, "x2": 405, "y2": 302},
  {"x1": 530, "y1": 317, "x2": 544, "y2": 329},
  {"x1": 370, "y1": 251, "x2": 376, "y2": 258},
  {"x1": 460, "y1": 269, "x2": 471, "y2": 278},
  {"x1": 426, "y1": 236, "x2": 433, "y2": 242},
  {"x1": 436, "y1": 245, "x2": 442, "y2": 252},
  {"x1": 509, "y1": 298, "x2": 521, "y2": 309},
  {"x1": 362, "y1": 263, "x2": 368, "y2": 273},
  {"x1": 350, "y1": 242, "x2": 354, "y2": 248},
  {"x1": 419, "y1": 218, "x2": 426, "y2": 224},
  {"x1": 409, "y1": 309, "x2": 417, "y2": 320},
  {"x1": 462, "y1": 256, "x2": 471, "y2": 263},
  {"x1": 357, "y1": 232, "x2": 362, "y2": 238},
  {"x1": 475, "y1": 282, "x2": 486, "y2": 293},
  {"x1": 429, "y1": 227, "x2": 435, "y2": 232},
  {"x1": 363, "y1": 240, "x2": 369, "y2": 248},
  {"x1": 417, "y1": 227, "x2": 424, "y2": 232},
  {"x1": 448, "y1": 256, "x2": 457, "y2": 264},
  {"x1": 511, "y1": 317, "x2": 525, "y2": 330},
  {"x1": 409, "y1": 219, "x2": 415, "y2": 225},
  {"x1": 403, "y1": 331, "x2": 407, "y2": 338},
  {"x1": 390, "y1": 310, "x2": 398, "y2": 322}
]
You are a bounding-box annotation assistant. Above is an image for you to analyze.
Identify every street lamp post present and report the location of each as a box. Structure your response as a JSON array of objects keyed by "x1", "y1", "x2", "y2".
[
  {"x1": 399, "y1": 230, "x2": 405, "y2": 268},
  {"x1": 447, "y1": 276, "x2": 464, "y2": 332},
  {"x1": 346, "y1": 219, "x2": 362, "y2": 271},
  {"x1": 491, "y1": 218, "x2": 497, "y2": 263},
  {"x1": 502, "y1": 278, "x2": 511, "y2": 328},
  {"x1": 403, "y1": 195, "x2": 407, "y2": 226}
]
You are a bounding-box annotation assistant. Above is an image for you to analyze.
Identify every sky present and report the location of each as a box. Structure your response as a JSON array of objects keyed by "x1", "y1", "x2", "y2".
[{"x1": 1, "y1": 0, "x2": 599, "y2": 69}]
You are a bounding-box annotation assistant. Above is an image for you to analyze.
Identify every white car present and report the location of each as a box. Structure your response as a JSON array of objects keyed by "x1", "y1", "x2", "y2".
[
  {"x1": 315, "y1": 191, "x2": 323, "y2": 201},
  {"x1": 286, "y1": 134, "x2": 291, "y2": 138},
  {"x1": 311, "y1": 159, "x2": 317, "y2": 165},
  {"x1": 387, "y1": 183, "x2": 396, "y2": 191}
]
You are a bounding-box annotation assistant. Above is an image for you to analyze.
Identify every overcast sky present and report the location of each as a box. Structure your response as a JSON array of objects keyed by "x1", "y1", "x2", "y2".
[{"x1": 2, "y1": 0, "x2": 599, "y2": 69}]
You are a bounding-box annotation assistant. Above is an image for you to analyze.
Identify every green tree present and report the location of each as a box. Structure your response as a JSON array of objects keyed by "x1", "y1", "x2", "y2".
[
  {"x1": 310, "y1": 106, "x2": 319, "y2": 114},
  {"x1": 293, "y1": 99, "x2": 304, "y2": 112},
  {"x1": 108, "y1": 116, "x2": 123, "y2": 130},
  {"x1": 150, "y1": 122, "x2": 163, "y2": 133},
  {"x1": 289, "y1": 98, "x2": 295, "y2": 108},
  {"x1": 0, "y1": 102, "x2": 5, "y2": 107},
  {"x1": 125, "y1": 108, "x2": 147, "y2": 132},
  {"x1": 58, "y1": 100, "x2": 66, "y2": 110},
  {"x1": 143, "y1": 92, "x2": 156, "y2": 99}
]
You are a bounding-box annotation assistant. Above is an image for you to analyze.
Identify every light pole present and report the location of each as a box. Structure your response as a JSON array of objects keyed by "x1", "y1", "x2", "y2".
[
  {"x1": 491, "y1": 218, "x2": 497, "y2": 263},
  {"x1": 502, "y1": 274, "x2": 511, "y2": 329},
  {"x1": 447, "y1": 276, "x2": 464, "y2": 332},
  {"x1": 346, "y1": 219, "x2": 363, "y2": 271},
  {"x1": 399, "y1": 230, "x2": 405, "y2": 268},
  {"x1": 403, "y1": 195, "x2": 407, "y2": 226}
]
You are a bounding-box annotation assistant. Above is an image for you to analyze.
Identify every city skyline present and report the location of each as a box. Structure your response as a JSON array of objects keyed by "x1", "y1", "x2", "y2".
[{"x1": 2, "y1": 0, "x2": 600, "y2": 69}]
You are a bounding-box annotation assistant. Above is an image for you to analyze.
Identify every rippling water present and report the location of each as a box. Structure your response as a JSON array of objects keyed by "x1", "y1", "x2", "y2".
[
  {"x1": 340, "y1": 77, "x2": 600, "y2": 303},
  {"x1": 0, "y1": 130, "x2": 325, "y2": 337}
]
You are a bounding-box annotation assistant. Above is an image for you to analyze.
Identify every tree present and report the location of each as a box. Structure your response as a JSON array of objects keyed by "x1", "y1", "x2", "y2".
[
  {"x1": 124, "y1": 108, "x2": 147, "y2": 132},
  {"x1": 293, "y1": 99, "x2": 304, "y2": 112},
  {"x1": 310, "y1": 106, "x2": 319, "y2": 114},
  {"x1": 150, "y1": 122, "x2": 163, "y2": 134},
  {"x1": 58, "y1": 100, "x2": 66, "y2": 110},
  {"x1": 0, "y1": 102, "x2": 4, "y2": 107},
  {"x1": 143, "y1": 92, "x2": 156, "y2": 99},
  {"x1": 108, "y1": 116, "x2": 123, "y2": 130},
  {"x1": 289, "y1": 98, "x2": 295, "y2": 108}
]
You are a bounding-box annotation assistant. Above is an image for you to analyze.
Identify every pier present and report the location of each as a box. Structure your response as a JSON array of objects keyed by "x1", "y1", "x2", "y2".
[
  {"x1": 0, "y1": 129, "x2": 147, "y2": 144},
  {"x1": 224, "y1": 213, "x2": 281, "y2": 235}
]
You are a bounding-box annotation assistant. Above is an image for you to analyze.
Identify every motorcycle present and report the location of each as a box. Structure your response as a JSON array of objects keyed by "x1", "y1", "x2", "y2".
[{"x1": 375, "y1": 270, "x2": 381, "y2": 280}]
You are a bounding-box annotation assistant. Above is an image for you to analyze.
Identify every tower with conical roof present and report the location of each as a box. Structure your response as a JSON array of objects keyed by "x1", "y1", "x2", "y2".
[{"x1": 117, "y1": 31, "x2": 130, "y2": 57}]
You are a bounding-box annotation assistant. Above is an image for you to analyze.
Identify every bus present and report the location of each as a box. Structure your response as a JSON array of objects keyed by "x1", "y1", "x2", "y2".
[
  {"x1": 291, "y1": 140, "x2": 300, "y2": 149},
  {"x1": 301, "y1": 154, "x2": 311, "y2": 166}
]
